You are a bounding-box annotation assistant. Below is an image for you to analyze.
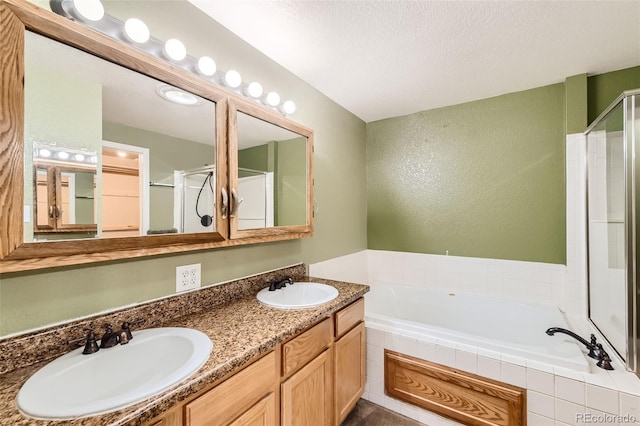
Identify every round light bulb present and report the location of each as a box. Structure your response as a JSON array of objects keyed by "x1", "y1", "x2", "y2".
[
  {"x1": 245, "y1": 82, "x2": 263, "y2": 98},
  {"x1": 224, "y1": 70, "x2": 242, "y2": 88},
  {"x1": 39, "y1": 149, "x2": 51, "y2": 158},
  {"x1": 197, "y1": 56, "x2": 217, "y2": 76},
  {"x1": 281, "y1": 100, "x2": 296, "y2": 115},
  {"x1": 164, "y1": 39, "x2": 186, "y2": 61},
  {"x1": 90, "y1": 156, "x2": 98, "y2": 163},
  {"x1": 72, "y1": 0, "x2": 104, "y2": 21},
  {"x1": 57, "y1": 151, "x2": 70, "y2": 160},
  {"x1": 124, "y1": 18, "x2": 150, "y2": 43},
  {"x1": 74, "y1": 154, "x2": 86, "y2": 162},
  {"x1": 265, "y1": 91, "x2": 280, "y2": 107}
]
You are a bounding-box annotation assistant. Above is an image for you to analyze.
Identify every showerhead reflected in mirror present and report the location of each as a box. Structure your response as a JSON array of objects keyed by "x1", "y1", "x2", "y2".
[{"x1": 23, "y1": 31, "x2": 217, "y2": 242}]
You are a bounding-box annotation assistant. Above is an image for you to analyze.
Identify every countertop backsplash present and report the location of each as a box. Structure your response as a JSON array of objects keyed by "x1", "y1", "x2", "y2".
[{"x1": 0, "y1": 263, "x2": 306, "y2": 375}]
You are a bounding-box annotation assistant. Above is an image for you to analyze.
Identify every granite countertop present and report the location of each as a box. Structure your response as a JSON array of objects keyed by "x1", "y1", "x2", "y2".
[{"x1": 0, "y1": 276, "x2": 369, "y2": 426}]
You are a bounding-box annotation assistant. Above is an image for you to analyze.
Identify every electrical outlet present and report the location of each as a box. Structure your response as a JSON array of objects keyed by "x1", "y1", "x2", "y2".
[{"x1": 175, "y1": 263, "x2": 201, "y2": 292}]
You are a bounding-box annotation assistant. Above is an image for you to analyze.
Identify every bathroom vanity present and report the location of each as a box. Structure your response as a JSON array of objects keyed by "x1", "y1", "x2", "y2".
[
  {"x1": 153, "y1": 299, "x2": 365, "y2": 426},
  {"x1": 0, "y1": 267, "x2": 368, "y2": 425}
]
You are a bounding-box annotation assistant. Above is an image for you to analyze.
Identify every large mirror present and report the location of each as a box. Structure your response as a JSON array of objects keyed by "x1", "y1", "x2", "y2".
[
  {"x1": 0, "y1": 0, "x2": 313, "y2": 272},
  {"x1": 236, "y1": 112, "x2": 308, "y2": 230},
  {"x1": 229, "y1": 100, "x2": 313, "y2": 239},
  {"x1": 24, "y1": 31, "x2": 217, "y2": 242}
]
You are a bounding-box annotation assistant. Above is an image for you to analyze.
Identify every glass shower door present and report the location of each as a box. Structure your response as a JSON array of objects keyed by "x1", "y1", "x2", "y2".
[
  {"x1": 586, "y1": 91, "x2": 640, "y2": 376},
  {"x1": 587, "y1": 101, "x2": 627, "y2": 359}
]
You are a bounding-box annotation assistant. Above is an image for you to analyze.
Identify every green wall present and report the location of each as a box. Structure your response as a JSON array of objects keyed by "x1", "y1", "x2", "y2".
[
  {"x1": 587, "y1": 65, "x2": 640, "y2": 125},
  {"x1": 0, "y1": 0, "x2": 367, "y2": 336},
  {"x1": 367, "y1": 83, "x2": 567, "y2": 264},
  {"x1": 239, "y1": 138, "x2": 307, "y2": 226}
]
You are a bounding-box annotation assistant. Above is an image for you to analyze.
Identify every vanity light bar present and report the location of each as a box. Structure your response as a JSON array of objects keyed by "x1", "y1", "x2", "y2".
[
  {"x1": 33, "y1": 144, "x2": 98, "y2": 165},
  {"x1": 49, "y1": 0, "x2": 297, "y2": 116}
]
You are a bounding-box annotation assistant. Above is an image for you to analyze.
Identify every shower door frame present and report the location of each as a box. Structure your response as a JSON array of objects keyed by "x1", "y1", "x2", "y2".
[{"x1": 585, "y1": 89, "x2": 640, "y2": 376}]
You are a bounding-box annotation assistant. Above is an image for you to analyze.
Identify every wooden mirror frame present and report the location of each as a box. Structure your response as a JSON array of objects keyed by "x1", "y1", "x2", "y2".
[
  {"x1": 0, "y1": 0, "x2": 313, "y2": 273},
  {"x1": 228, "y1": 98, "x2": 314, "y2": 240}
]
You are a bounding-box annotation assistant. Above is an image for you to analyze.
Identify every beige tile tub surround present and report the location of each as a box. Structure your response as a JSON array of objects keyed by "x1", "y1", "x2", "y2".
[{"x1": 0, "y1": 264, "x2": 369, "y2": 425}]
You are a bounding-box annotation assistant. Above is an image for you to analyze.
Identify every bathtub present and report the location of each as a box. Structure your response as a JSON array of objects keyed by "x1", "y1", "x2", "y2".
[{"x1": 365, "y1": 283, "x2": 590, "y2": 372}]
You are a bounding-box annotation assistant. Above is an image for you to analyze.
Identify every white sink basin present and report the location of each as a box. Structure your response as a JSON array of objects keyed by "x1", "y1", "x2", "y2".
[
  {"x1": 17, "y1": 327, "x2": 212, "y2": 420},
  {"x1": 257, "y1": 282, "x2": 339, "y2": 309}
]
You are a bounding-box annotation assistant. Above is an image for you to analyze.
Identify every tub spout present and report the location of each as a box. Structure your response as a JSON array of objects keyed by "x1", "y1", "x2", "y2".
[{"x1": 545, "y1": 327, "x2": 599, "y2": 359}]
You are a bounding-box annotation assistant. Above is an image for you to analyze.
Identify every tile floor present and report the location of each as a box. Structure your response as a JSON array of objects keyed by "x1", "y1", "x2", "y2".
[{"x1": 341, "y1": 399, "x2": 426, "y2": 426}]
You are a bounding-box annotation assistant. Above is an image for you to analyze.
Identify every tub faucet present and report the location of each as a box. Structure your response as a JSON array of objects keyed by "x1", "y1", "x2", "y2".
[{"x1": 545, "y1": 327, "x2": 599, "y2": 359}]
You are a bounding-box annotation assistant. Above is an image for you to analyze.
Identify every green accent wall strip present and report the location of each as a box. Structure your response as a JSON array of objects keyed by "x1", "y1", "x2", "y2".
[
  {"x1": 366, "y1": 83, "x2": 566, "y2": 264},
  {"x1": 565, "y1": 73, "x2": 588, "y2": 134},
  {"x1": 587, "y1": 65, "x2": 640, "y2": 125}
]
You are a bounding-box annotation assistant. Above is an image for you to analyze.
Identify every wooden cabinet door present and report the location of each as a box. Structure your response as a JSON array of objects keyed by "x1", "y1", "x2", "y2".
[
  {"x1": 334, "y1": 322, "x2": 365, "y2": 425},
  {"x1": 185, "y1": 352, "x2": 276, "y2": 426},
  {"x1": 228, "y1": 393, "x2": 276, "y2": 426},
  {"x1": 281, "y1": 348, "x2": 333, "y2": 426}
]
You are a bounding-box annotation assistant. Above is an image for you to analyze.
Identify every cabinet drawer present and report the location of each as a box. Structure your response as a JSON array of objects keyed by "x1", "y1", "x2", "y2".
[
  {"x1": 185, "y1": 351, "x2": 276, "y2": 426},
  {"x1": 334, "y1": 298, "x2": 364, "y2": 339},
  {"x1": 282, "y1": 317, "x2": 332, "y2": 377}
]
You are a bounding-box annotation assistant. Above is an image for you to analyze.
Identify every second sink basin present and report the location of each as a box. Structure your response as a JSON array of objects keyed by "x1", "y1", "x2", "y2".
[
  {"x1": 17, "y1": 327, "x2": 212, "y2": 420},
  {"x1": 257, "y1": 282, "x2": 339, "y2": 309}
]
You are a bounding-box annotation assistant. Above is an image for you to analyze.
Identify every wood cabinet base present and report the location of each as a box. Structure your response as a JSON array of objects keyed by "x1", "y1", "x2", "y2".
[{"x1": 384, "y1": 350, "x2": 526, "y2": 426}]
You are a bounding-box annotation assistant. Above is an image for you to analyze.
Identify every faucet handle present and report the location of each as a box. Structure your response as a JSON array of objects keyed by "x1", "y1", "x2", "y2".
[
  {"x1": 82, "y1": 331, "x2": 100, "y2": 355},
  {"x1": 120, "y1": 318, "x2": 145, "y2": 341},
  {"x1": 68, "y1": 329, "x2": 100, "y2": 355},
  {"x1": 587, "y1": 334, "x2": 599, "y2": 359},
  {"x1": 596, "y1": 344, "x2": 614, "y2": 370}
]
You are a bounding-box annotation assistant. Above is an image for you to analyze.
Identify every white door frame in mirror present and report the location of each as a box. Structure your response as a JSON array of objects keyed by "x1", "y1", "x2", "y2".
[{"x1": 102, "y1": 140, "x2": 150, "y2": 237}]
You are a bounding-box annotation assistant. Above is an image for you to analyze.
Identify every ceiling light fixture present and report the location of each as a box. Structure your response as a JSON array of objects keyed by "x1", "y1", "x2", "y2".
[
  {"x1": 57, "y1": 151, "x2": 70, "y2": 160},
  {"x1": 39, "y1": 149, "x2": 51, "y2": 158},
  {"x1": 123, "y1": 18, "x2": 150, "y2": 44},
  {"x1": 156, "y1": 84, "x2": 201, "y2": 106}
]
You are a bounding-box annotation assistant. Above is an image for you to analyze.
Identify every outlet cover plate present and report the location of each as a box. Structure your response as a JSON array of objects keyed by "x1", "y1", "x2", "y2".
[{"x1": 176, "y1": 263, "x2": 201, "y2": 292}]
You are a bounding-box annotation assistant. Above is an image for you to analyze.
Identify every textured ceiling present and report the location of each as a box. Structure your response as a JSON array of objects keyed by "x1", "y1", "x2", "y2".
[{"x1": 188, "y1": 0, "x2": 640, "y2": 123}]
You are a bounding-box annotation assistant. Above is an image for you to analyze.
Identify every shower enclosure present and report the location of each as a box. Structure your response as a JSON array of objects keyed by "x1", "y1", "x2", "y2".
[
  {"x1": 586, "y1": 89, "x2": 639, "y2": 377},
  {"x1": 174, "y1": 165, "x2": 216, "y2": 234}
]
